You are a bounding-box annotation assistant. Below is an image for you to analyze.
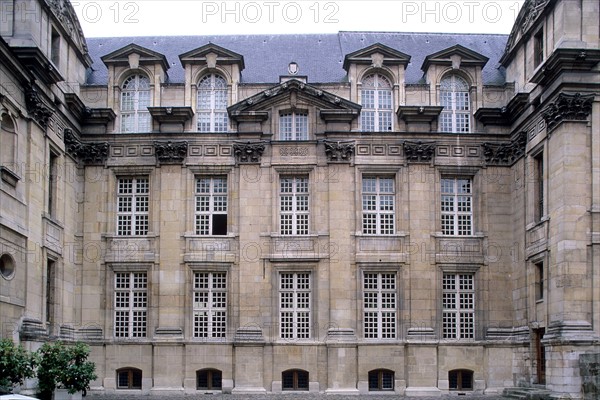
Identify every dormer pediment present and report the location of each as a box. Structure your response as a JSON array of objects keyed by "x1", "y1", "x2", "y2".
[
  {"x1": 343, "y1": 43, "x2": 411, "y2": 71},
  {"x1": 421, "y1": 44, "x2": 489, "y2": 72},
  {"x1": 179, "y1": 43, "x2": 245, "y2": 71},
  {"x1": 228, "y1": 79, "x2": 361, "y2": 116},
  {"x1": 101, "y1": 43, "x2": 169, "y2": 71}
]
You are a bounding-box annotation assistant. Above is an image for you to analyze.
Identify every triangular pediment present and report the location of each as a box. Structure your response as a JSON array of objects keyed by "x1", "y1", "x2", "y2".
[
  {"x1": 179, "y1": 43, "x2": 245, "y2": 70},
  {"x1": 101, "y1": 44, "x2": 169, "y2": 71},
  {"x1": 421, "y1": 44, "x2": 489, "y2": 71},
  {"x1": 228, "y1": 79, "x2": 361, "y2": 115},
  {"x1": 343, "y1": 43, "x2": 411, "y2": 71}
]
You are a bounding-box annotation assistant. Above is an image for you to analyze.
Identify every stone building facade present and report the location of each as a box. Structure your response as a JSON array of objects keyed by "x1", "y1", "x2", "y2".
[{"x1": 1, "y1": 0, "x2": 599, "y2": 397}]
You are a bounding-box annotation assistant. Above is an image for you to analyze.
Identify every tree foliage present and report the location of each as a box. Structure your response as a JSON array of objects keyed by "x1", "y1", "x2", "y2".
[{"x1": 0, "y1": 338, "x2": 36, "y2": 392}]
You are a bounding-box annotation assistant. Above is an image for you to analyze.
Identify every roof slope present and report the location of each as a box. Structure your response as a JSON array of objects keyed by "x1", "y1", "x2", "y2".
[{"x1": 85, "y1": 32, "x2": 508, "y2": 86}]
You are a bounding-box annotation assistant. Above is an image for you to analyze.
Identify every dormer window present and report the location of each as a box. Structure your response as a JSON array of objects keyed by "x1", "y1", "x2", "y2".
[
  {"x1": 439, "y1": 75, "x2": 470, "y2": 133},
  {"x1": 120, "y1": 74, "x2": 151, "y2": 133},
  {"x1": 197, "y1": 74, "x2": 229, "y2": 132},
  {"x1": 280, "y1": 112, "x2": 308, "y2": 140},
  {"x1": 360, "y1": 74, "x2": 393, "y2": 132}
]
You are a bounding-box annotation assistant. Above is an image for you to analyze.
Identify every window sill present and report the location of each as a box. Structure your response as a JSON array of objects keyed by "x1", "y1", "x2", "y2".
[{"x1": 0, "y1": 166, "x2": 20, "y2": 187}]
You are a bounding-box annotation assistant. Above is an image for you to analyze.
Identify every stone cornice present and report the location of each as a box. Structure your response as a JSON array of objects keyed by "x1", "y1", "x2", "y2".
[
  {"x1": 474, "y1": 107, "x2": 509, "y2": 125},
  {"x1": 11, "y1": 47, "x2": 64, "y2": 84},
  {"x1": 82, "y1": 108, "x2": 117, "y2": 125},
  {"x1": 64, "y1": 128, "x2": 109, "y2": 165},
  {"x1": 403, "y1": 141, "x2": 436, "y2": 163},
  {"x1": 233, "y1": 141, "x2": 267, "y2": 164},
  {"x1": 542, "y1": 92, "x2": 594, "y2": 132},
  {"x1": 153, "y1": 141, "x2": 188, "y2": 164},
  {"x1": 397, "y1": 106, "x2": 443, "y2": 123},
  {"x1": 148, "y1": 107, "x2": 194, "y2": 124},
  {"x1": 323, "y1": 140, "x2": 355, "y2": 163},
  {"x1": 482, "y1": 131, "x2": 527, "y2": 166},
  {"x1": 531, "y1": 48, "x2": 600, "y2": 85},
  {"x1": 25, "y1": 84, "x2": 53, "y2": 128}
]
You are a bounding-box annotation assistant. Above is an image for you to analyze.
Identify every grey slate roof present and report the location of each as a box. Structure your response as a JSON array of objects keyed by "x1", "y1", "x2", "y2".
[{"x1": 85, "y1": 32, "x2": 508, "y2": 86}]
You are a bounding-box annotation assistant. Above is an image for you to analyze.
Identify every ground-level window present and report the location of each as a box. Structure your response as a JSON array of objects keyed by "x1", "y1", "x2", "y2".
[
  {"x1": 449, "y1": 369, "x2": 473, "y2": 391},
  {"x1": 368, "y1": 369, "x2": 394, "y2": 391},
  {"x1": 117, "y1": 367, "x2": 142, "y2": 389},
  {"x1": 197, "y1": 369, "x2": 222, "y2": 390},
  {"x1": 282, "y1": 369, "x2": 309, "y2": 391}
]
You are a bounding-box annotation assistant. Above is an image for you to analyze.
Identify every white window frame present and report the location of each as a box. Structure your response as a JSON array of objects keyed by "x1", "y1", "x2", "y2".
[
  {"x1": 195, "y1": 176, "x2": 228, "y2": 235},
  {"x1": 193, "y1": 271, "x2": 227, "y2": 339},
  {"x1": 279, "y1": 272, "x2": 311, "y2": 339},
  {"x1": 441, "y1": 177, "x2": 473, "y2": 236},
  {"x1": 362, "y1": 176, "x2": 395, "y2": 235},
  {"x1": 114, "y1": 272, "x2": 148, "y2": 338},
  {"x1": 439, "y1": 75, "x2": 471, "y2": 133},
  {"x1": 197, "y1": 74, "x2": 229, "y2": 132},
  {"x1": 120, "y1": 74, "x2": 151, "y2": 133},
  {"x1": 280, "y1": 112, "x2": 308, "y2": 140},
  {"x1": 363, "y1": 272, "x2": 397, "y2": 339},
  {"x1": 360, "y1": 73, "x2": 393, "y2": 132},
  {"x1": 279, "y1": 176, "x2": 309, "y2": 235},
  {"x1": 117, "y1": 177, "x2": 149, "y2": 236},
  {"x1": 442, "y1": 273, "x2": 475, "y2": 339}
]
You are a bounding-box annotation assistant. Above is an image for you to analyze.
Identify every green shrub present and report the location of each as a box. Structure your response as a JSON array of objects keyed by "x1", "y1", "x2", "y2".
[{"x1": 0, "y1": 338, "x2": 36, "y2": 393}]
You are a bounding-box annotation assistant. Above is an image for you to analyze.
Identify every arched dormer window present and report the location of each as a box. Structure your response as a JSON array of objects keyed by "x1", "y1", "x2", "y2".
[
  {"x1": 120, "y1": 74, "x2": 151, "y2": 133},
  {"x1": 360, "y1": 73, "x2": 393, "y2": 132},
  {"x1": 197, "y1": 73, "x2": 228, "y2": 132},
  {"x1": 439, "y1": 75, "x2": 470, "y2": 133}
]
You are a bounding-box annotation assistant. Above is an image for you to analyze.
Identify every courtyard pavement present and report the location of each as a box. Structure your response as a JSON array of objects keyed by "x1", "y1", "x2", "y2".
[{"x1": 84, "y1": 394, "x2": 510, "y2": 399}]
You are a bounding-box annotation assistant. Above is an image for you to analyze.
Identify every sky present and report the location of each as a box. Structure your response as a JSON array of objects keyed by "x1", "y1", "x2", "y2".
[{"x1": 72, "y1": 0, "x2": 526, "y2": 38}]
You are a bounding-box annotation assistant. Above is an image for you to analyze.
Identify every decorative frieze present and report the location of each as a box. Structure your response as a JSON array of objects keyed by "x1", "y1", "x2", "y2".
[
  {"x1": 63, "y1": 128, "x2": 109, "y2": 164},
  {"x1": 323, "y1": 140, "x2": 355, "y2": 163},
  {"x1": 153, "y1": 141, "x2": 188, "y2": 164},
  {"x1": 482, "y1": 131, "x2": 527, "y2": 166},
  {"x1": 233, "y1": 141, "x2": 266, "y2": 164},
  {"x1": 542, "y1": 92, "x2": 594, "y2": 132},
  {"x1": 403, "y1": 141, "x2": 436, "y2": 163},
  {"x1": 25, "y1": 84, "x2": 53, "y2": 128}
]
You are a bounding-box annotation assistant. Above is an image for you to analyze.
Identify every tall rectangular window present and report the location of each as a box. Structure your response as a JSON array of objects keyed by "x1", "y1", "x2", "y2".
[
  {"x1": 46, "y1": 259, "x2": 56, "y2": 325},
  {"x1": 535, "y1": 262, "x2": 544, "y2": 301},
  {"x1": 193, "y1": 272, "x2": 227, "y2": 338},
  {"x1": 117, "y1": 178, "x2": 149, "y2": 236},
  {"x1": 441, "y1": 178, "x2": 473, "y2": 236},
  {"x1": 279, "y1": 272, "x2": 311, "y2": 339},
  {"x1": 442, "y1": 274, "x2": 474, "y2": 339},
  {"x1": 362, "y1": 176, "x2": 395, "y2": 235},
  {"x1": 48, "y1": 152, "x2": 59, "y2": 217},
  {"x1": 114, "y1": 272, "x2": 148, "y2": 338},
  {"x1": 534, "y1": 153, "x2": 544, "y2": 222},
  {"x1": 51, "y1": 28, "x2": 60, "y2": 66},
  {"x1": 280, "y1": 176, "x2": 309, "y2": 235},
  {"x1": 534, "y1": 30, "x2": 544, "y2": 68},
  {"x1": 280, "y1": 113, "x2": 308, "y2": 140},
  {"x1": 363, "y1": 272, "x2": 397, "y2": 339},
  {"x1": 195, "y1": 176, "x2": 228, "y2": 235}
]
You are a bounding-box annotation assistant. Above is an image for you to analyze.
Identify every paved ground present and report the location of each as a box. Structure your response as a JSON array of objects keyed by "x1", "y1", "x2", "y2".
[{"x1": 85, "y1": 394, "x2": 509, "y2": 399}]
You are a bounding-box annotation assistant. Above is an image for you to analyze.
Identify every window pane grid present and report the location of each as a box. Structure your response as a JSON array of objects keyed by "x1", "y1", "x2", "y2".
[
  {"x1": 279, "y1": 273, "x2": 311, "y2": 339},
  {"x1": 117, "y1": 178, "x2": 149, "y2": 236},
  {"x1": 193, "y1": 272, "x2": 227, "y2": 338},
  {"x1": 114, "y1": 272, "x2": 147, "y2": 338},
  {"x1": 280, "y1": 177, "x2": 309, "y2": 235},
  {"x1": 441, "y1": 178, "x2": 473, "y2": 236},
  {"x1": 439, "y1": 75, "x2": 471, "y2": 133},
  {"x1": 197, "y1": 74, "x2": 229, "y2": 132},
  {"x1": 442, "y1": 274, "x2": 474, "y2": 339},
  {"x1": 195, "y1": 177, "x2": 228, "y2": 236},
  {"x1": 280, "y1": 113, "x2": 308, "y2": 140},
  {"x1": 363, "y1": 273, "x2": 397, "y2": 339},
  {"x1": 362, "y1": 177, "x2": 395, "y2": 235},
  {"x1": 120, "y1": 75, "x2": 151, "y2": 133},
  {"x1": 361, "y1": 74, "x2": 393, "y2": 131}
]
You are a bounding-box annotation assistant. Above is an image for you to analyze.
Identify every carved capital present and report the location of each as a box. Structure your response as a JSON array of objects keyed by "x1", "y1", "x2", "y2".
[
  {"x1": 542, "y1": 93, "x2": 594, "y2": 132},
  {"x1": 403, "y1": 141, "x2": 436, "y2": 163},
  {"x1": 323, "y1": 140, "x2": 355, "y2": 163},
  {"x1": 482, "y1": 131, "x2": 527, "y2": 166},
  {"x1": 233, "y1": 141, "x2": 266, "y2": 164},
  {"x1": 25, "y1": 84, "x2": 53, "y2": 128},
  {"x1": 64, "y1": 128, "x2": 109, "y2": 165},
  {"x1": 154, "y1": 141, "x2": 188, "y2": 164}
]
